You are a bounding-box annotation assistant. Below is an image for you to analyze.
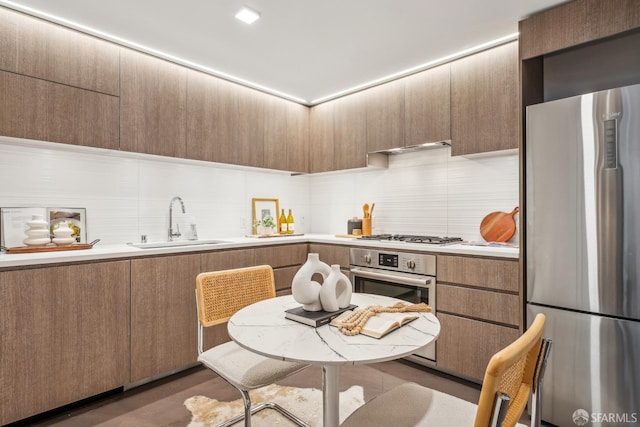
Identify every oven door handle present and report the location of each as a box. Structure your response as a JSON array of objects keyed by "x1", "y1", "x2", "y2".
[{"x1": 350, "y1": 267, "x2": 433, "y2": 288}]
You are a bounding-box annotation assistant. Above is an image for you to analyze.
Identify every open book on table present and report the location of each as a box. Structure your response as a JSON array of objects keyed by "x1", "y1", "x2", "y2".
[{"x1": 330, "y1": 309, "x2": 419, "y2": 339}]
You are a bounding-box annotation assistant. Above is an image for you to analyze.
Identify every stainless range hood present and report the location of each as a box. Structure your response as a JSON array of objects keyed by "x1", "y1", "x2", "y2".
[{"x1": 380, "y1": 140, "x2": 451, "y2": 154}]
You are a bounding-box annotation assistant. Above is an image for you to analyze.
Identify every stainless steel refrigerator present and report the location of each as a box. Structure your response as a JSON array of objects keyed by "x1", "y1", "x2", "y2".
[{"x1": 526, "y1": 83, "x2": 640, "y2": 427}]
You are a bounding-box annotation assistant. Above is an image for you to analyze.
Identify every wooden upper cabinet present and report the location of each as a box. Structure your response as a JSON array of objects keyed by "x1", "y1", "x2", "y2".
[
  {"x1": 520, "y1": 0, "x2": 640, "y2": 59},
  {"x1": 187, "y1": 70, "x2": 239, "y2": 164},
  {"x1": 519, "y1": 1, "x2": 587, "y2": 59},
  {"x1": 333, "y1": 92, "x2": 368, "y2": 170},
  {"x1": 450, "y1": 42, "x2": 519, "y2": 156},
  {"x1": 0, "y1": 8, "x2": 18, "y2": 73},
  {"x1": 0, "y1": 7, "x2": 119, "y2": 95},
  {"x1": 286, "y1": 101, "x2": 310, "y2": 173},
  {"x1": 120, "y1": 49, "x2": 187, "y2": 158},
  {"x1": 264, "y1": 95, "x2": 289, "y2": 171},
  {"x1": 309, "y1": 102, "x2": 335, "y2": 173},
  {"x1": 0, "y1": 70, "x2": 119, "y2": 149},
  {"x1": 366, "y1": 79, "x2": 405, "y2": 152},
  {"x1": 404, "y1": 64, "x2": 451, "y2": 146},
  {"x1": 237, "y1": 85, "x2": 265, "y2": 168},
  {"x1": 585, "y1": 0, "x2": 640, "y2": 41}
]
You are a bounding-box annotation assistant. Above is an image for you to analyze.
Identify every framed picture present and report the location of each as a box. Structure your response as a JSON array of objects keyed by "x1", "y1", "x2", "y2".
[
  {"x1": 251, "y1": 198, "x2": 279, "y2": 234},
  {"x1": 46, "y1": 207, "x2": 87, "y2": 243},
  {"x1": 0, "y1": 207, "x2": 47, "y2": 249}
]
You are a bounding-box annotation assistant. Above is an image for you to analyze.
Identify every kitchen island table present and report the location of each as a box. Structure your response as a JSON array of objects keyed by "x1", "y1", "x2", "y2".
[{"x1": 227, "y1": 293, "x2": 440, "y2": 427}]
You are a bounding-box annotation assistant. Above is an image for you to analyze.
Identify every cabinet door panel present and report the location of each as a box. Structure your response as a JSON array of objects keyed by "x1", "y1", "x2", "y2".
[
  {"x1": 286, "y1": 101, "x2": 310, "y2": 173},
  {"x1": 0, "y1": 261, "x2": 130, "y2": 425},
  {"x1": 519, "y1": 1, "x2": 588, "y2": 59},
  {"x1": 309, "y1": 102, "x2": 335, "y2": 173},
  {"x1": 451, "y1": 42, "x2": 518, "y2": 155},
  {"x1": 0, "y1": 8, "x2": 18, "y2": 72},
  {"x1": 366, "y1": 79, "x2": 405, "y2": 152},
  {"x1": 437, "y1": 255, "x2": 519, "y2": 292},
  {"x1": 0, "y1": 70, "x2": 118, "y2": 149},
  {"x1": 334, "y1": 93, "x2": 367, "y2": 170},
  {"x1": 308, "y1": 244, "x2": 350, "y2": 268},
  {"x1": 437, "y1": 284, "x2": 520, "y2": 326},
  {"x1": 17, "y1": 13, "x2": 119, "y2": 95},
  {"x1": 404, "y1": 64, "x2": 451, "y2": 146},
  {"x1": 436, "y1": 313, "x2": 519, "y2": 382},
  {"x1": 237, "y1": 85, "x2": 265, "y2": 168},
  {"x1": 130, "y1": 254, "x2": 200, "y2": 382},
  {"x1": 187, "y1": 70, "x2": 238, "y2": 164},
  {"x1": 264, "y1": 95, "x2": 288, "y2": 171},
  {"x1": 120, "y1": 49, "x2": 187, "y2": 157},
  {"x1": 201, "y1": 249, "x2": 255, "y2": 272},
  {"x1": 254, "y1": 243, "x2": 307, "y2": 268}
]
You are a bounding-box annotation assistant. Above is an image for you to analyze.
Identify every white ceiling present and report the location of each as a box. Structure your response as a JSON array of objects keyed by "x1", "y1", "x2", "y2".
[{"x1": 1, "y1": 0, "x2": 567, "y2": 104}]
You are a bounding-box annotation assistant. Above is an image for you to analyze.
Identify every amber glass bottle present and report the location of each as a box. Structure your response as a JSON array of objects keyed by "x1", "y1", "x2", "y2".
[
  {"x1": 279, "y1": 209, "x2": 287, "y2": 234},
  {"x1": 286, "y1": 209, "x2": 295, "y2": 234}
]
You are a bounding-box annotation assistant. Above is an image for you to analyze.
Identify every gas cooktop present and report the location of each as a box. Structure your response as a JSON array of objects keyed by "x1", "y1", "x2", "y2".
[{"x1": 359, "y1": 234, "x2": 464, "y2": 245}]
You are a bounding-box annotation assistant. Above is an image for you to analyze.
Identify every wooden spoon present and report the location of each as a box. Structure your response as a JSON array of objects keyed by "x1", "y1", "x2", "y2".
[
  {"x1": 363, "y1": 203, "x2": 370, "y2": 218},
  {"x1": 369, "y1": 203, "x2": 375, "y2": 217},
  {"x1": 480, "y1": 207, "x2": 519, "y2": 242}
]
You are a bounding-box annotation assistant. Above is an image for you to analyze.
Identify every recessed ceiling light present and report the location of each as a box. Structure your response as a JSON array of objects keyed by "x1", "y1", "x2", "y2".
[{"x1": 235, "y1": 6, "x2": 260, "y2": 25}]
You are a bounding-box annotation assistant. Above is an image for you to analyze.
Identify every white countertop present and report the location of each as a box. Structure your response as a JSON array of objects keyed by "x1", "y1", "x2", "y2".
[{"x1": 0, "y1": 234, "x2": 518, "y2": 269}]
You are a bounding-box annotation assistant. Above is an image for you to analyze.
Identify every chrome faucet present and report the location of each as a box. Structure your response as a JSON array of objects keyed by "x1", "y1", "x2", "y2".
[{"x1": 168, "y1": 196, "x2": 186, "y2": 241}]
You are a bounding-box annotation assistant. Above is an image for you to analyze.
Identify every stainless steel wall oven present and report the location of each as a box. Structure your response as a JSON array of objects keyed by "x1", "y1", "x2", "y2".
[{"x1": 350, "y1": 247, "x2": 436, "y2": 363}]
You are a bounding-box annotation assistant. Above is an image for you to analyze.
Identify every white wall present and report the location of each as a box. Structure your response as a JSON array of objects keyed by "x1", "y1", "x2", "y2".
[
  {"x1": 309, "y1": 146, "x2": 520, "y2": 242},
  {"x1": 0, "y1": 138, "x2": 519, "y2": 245}
]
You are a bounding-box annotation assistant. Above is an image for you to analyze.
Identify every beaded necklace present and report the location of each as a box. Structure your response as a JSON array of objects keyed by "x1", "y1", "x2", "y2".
[{"x1": 336, "y1": 302, "x2": 431, "y2": 336}]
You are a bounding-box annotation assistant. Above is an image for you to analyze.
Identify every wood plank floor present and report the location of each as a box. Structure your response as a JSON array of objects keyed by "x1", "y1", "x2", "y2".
[{"x1": 12, "y1": 359, "x2": 531, "y2": 426}]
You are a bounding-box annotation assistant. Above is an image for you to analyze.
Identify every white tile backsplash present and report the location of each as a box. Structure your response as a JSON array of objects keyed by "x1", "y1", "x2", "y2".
[{"x1": 0, "y1": 138, "x2": 519, "y2": 245}]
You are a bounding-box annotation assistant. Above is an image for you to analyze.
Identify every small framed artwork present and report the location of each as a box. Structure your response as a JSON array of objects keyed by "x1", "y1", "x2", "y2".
[
  {"x1": 46, "y1": 207, "x2": 87, "y2": 243},
  {"x1": 0, "y1": 207, "x2": 47, "y2": 248},
  {"x1": 251, "y1": 198, "x2": 279, "y2": 234}
]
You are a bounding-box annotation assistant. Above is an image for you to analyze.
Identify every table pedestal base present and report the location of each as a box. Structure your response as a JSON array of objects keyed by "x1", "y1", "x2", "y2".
[{"x1": 322, "y1": 364, "x2": 340, "y2": 427}]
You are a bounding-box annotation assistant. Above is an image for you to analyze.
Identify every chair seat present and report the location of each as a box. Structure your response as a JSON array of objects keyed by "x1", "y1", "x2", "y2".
[
  {"x1": 198, "y1": 341, "x2": 309, "y2": 390},
  {"x1": 342, "y1": 382, "x2": 529, "y2": 427}
]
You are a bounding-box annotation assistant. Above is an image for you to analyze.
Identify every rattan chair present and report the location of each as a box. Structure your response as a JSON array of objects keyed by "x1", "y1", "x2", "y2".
[
  {"x1": 195, "y1": 265, "x2": 310, "y2": 427},
  {"x1": 341, "y1": 313, "x2": 551, "y2": 427}
]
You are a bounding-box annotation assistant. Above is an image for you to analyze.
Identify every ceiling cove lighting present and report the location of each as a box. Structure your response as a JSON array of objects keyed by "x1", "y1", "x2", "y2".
[
  {"x1": 235, "y1": 6, "x2": 261, "y2": 24},
  {"x1": 0, "y1": 1, "x2": 303, "y2": 103},
  {"x1": 310, "y1": 32, "x2": 520, "y2": 105}
]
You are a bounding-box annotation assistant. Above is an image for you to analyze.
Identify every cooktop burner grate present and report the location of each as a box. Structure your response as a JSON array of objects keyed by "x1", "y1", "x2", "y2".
[{"x1": 359, "y1": 234, "x2": 463, "y2": 244}]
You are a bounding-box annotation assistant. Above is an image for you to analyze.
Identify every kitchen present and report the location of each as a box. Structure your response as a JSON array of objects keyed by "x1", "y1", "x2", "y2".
[{"x1": 1, "y1": 1, "x2": 639, "y2": 426}]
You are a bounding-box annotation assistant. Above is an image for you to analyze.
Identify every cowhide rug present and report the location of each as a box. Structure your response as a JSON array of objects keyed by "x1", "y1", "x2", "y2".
[{"x1": 185, "y1": 384, "x2": 364, "y2": 427}]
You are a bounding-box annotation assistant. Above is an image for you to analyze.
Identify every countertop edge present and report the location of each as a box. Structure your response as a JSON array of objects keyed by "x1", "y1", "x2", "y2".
[{"x1": 0, "y1": 234, "x2": 519, "y2": 269}]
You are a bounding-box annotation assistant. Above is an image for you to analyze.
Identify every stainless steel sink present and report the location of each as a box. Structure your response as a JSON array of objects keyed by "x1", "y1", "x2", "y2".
[{"x1": 128, "y1": 239, "x2": 231, "y2": 249}]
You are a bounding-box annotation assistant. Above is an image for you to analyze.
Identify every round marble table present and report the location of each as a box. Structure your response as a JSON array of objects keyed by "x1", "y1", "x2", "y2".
[{"x1": 228, "y1": 293, "x2": 440, "y2": 427}]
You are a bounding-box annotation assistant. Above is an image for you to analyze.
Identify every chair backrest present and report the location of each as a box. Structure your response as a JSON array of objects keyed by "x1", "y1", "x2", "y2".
[
  {"x1": 473, "y1": 313, "x2": 546, "y2": 427},
  {"x1": 195, "y1": 265, "x2": 276, "y2": 327}
]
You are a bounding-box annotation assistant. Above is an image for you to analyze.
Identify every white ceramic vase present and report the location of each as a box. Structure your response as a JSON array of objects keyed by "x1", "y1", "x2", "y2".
[
  {"x1": 319, "y1": 264, "x2": 353, "y2": 312},
  {"x1": 53, "y1": 222, "x2": 75, "y2": 245},
  {"x1": 291, "y1": 253, "x2": 331, "y2": 311},
  {"x1": 23, "y1": 214, "x2": 51, "y2": 246}
]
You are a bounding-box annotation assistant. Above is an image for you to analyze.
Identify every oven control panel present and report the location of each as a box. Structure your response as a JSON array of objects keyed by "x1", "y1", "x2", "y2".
[{"x1": 350, "y1": 248, "x2": 436, "y2": 276}]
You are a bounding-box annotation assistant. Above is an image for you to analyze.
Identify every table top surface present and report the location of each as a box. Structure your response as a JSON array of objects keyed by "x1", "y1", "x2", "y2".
[{"x1": 228, "y1": 293, "x2": 440, "y2": 366}]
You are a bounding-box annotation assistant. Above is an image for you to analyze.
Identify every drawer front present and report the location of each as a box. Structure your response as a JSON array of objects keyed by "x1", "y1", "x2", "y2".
[
  {"x1": 437, "y1": 255, "x2": 518, "y2": 292},
  {"x1": 437, "y1": 284, "x2": 520, "y2": 327},
  {"x1": 308, "y1": 244, "x2": 350, "y2": 268},
  {"x1": 255, "y1": 243, "x2": 307, "y2": 268},
  {"x1": 436, "y1": 312, "x2": 520, "y2": 382}
]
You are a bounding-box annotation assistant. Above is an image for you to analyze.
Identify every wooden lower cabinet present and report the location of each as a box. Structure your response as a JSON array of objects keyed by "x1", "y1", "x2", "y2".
[
  {"x1": 436, "y1": 313, "x2": 520, "y2": 382},
  {"x1": 130, "y1": 254, "x2": 201, "y2": 382},
  {"x1": 308, "y1": 243, "x2": 350, "y2": 269},
  {"x1": 0, "y1": 261, "x2": 130, "y2": 425}
]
